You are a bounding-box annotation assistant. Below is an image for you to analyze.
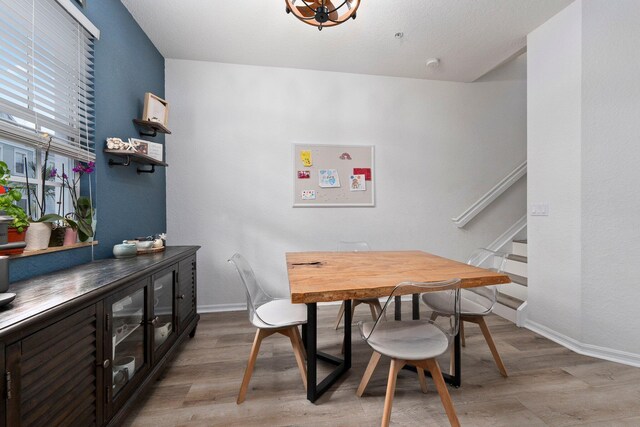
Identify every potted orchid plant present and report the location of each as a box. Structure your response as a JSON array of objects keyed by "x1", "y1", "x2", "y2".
[{"x1": 52, "y1": 161, "x2": 95, "y2": 244}]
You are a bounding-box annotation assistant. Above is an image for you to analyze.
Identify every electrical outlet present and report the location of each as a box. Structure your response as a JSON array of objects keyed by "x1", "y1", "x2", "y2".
[{"x1": 531, "y1": 203, "x2": 549, "y2": 216}]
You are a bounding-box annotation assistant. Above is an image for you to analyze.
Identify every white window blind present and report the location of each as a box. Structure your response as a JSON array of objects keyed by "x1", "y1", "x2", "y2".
[{"x1": 0, "y1": 0, "x2": 95, "y2": 161}]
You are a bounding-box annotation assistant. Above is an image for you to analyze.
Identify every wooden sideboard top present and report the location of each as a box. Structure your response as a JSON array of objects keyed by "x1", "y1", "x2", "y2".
[{"x1": 0, "y1": 246, "x2": 200, "y2": 340}]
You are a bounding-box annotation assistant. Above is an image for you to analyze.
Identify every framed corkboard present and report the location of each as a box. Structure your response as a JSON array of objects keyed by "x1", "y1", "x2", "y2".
[{"x1": 292, "y1": 144, "x2": 375, "y2": 207}]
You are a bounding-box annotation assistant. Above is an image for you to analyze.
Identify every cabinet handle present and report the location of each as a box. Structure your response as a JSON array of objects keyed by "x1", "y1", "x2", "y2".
[
  {"x1": 101, "y1": 359, "x2": 111, "y2": 368},
  {"x1": 6, "y1": 371, "x2": 12, "y2": 400},
  {"x1": 177, "y1": 294, "x2": 185, "y2": 300},
  {"x1": 148, "y1": 316, "x2": 159, "y2": 326}
]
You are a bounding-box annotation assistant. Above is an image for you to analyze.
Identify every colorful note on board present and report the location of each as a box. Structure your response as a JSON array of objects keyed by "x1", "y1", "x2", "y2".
[
  {"x1": 302, "y1": 190, "x2": 316, "y2": 200},
  {"x1": 350, "y1": 174, "x2": 366, "y2": 191},
  {"x1": 300, "y1": 150, "x2": 312, "y2": 167},
  {"x1": 353, "y1": 168, "x2": 371, "y2": 181},
  {"x1": 319, "y1": 169, "x2": 340, "y2": 188}
]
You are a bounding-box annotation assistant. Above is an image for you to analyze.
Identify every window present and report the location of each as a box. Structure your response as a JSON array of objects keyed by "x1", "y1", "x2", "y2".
[
  {"x1": 0, "y1": 0, "x2": 98, "y2": 161},
  {"x1": 13, "y1": 149, "x2": 26, "y2": 176},
  {"x1": 0, "y1": 0, "x2": 99, "y2": 220}
]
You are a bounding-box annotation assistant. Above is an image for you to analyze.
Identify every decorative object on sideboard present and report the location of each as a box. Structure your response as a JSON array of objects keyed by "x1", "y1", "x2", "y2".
[
  {"x1": 285, "y1": 0, "x2": 361, "y2": 31},
  {"x1": 113, "y1": 243, "x2": 137, "y2": 259}
]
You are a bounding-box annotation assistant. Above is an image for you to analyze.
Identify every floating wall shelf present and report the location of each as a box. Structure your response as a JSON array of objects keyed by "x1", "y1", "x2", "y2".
[
  {"x1": 104, "y1": 149, "x2": 168, "y2": 174},
  {"x1": 132, "y1": 119, "x2": 171, "y2": 137}
]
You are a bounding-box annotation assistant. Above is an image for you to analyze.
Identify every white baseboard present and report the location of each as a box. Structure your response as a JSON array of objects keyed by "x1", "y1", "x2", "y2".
[
  {"x1": 198, "y1": 303, "x2": 246, "y2": 313},
  {"x1": 524, "y1": 319, "x2": 640, "y2": 368}
]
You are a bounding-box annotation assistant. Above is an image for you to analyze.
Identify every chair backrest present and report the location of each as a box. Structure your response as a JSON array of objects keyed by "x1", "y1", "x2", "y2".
[
  {"x1": 337, "y1": 241, "x2": 370, "y2": 252},
  {"x1": 228, "y1": 253, "x2": 274, "y2": 325},
  {"x1": 463, "y1": 248, "x2": 507, "y2": 312},
  {"x1": 360, "y1": 279, "x2": 462, "y2": 344}
]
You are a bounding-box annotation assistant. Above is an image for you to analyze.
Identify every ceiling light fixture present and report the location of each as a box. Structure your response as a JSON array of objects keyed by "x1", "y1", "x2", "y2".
[{"x1": 285, "y1": 0, "x2": 361, "y2": 31}]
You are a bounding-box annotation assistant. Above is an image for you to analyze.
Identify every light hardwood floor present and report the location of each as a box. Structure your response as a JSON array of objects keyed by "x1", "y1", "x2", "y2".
[{"x1": 123, "y1": 305, "x2": 640, "y2": 426}]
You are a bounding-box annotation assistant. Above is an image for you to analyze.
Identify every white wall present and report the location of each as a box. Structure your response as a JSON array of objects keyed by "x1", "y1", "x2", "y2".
[
  {"x1": 527, "y1": 0, "x2": 583, "y2": 340},
  {"x1": 527, "y1": 0, "x2": 640, "y2": 364},
  {"x1": 165, "y1": 59, "x2": 527, "y2": 309},
  {"x1": 580, "y1": 0, "x2": 640, "y2": 356}
]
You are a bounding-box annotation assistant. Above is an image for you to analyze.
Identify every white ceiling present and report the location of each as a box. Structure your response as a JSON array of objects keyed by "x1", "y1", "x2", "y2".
[{"x1": 121, "y1": 0, "x2": 572, "y2": 83}]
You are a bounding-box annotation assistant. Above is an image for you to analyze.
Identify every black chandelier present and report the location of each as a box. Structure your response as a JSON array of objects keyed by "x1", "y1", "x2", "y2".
[{"x1": 285, "y1": 0, "x2": 361, "y2": 31}]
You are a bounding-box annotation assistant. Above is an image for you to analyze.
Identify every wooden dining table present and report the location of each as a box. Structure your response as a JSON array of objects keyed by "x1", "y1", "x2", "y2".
[{"x1": 286, "y1": 250, "x2": 511, "y2": 403}]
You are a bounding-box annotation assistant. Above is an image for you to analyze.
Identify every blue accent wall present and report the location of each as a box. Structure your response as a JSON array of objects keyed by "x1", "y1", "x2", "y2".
[{"x1": 9, "y1": 1, "x2": 166, "y2": 282}]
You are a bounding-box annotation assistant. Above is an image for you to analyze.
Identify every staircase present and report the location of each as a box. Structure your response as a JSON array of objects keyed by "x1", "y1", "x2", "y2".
[{"x1": 493, "y1": 239, "x2": 528, "y2": 324}]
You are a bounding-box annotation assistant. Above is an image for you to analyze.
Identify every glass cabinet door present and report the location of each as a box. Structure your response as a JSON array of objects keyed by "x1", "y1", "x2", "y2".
[
  {"x1": 110, "y1": 286, "x2": 146, "y2": 398},
  {"x1": 152, "y1": 268, "x2": 176, "y2": 357}
]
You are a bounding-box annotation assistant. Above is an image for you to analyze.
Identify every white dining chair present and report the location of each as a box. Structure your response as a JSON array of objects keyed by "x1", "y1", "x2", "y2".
[
  {"x1": 422, "y1": 248, "x2": 508, "y2": 377},
  {"x1": 228, "y1": 253, "x2": 307, "y2": 404},
  {"x1": 356, "y1": 279, "x2": 462, "y2": 427}
]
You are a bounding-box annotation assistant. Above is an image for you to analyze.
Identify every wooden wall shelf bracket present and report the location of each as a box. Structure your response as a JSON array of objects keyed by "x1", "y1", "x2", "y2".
[
  {"x1": 132, "y1": 119, "x2": 171, "y2": 138},
  {"x1": 104, "y1": 149, "x2": 168, "y2": 175}
]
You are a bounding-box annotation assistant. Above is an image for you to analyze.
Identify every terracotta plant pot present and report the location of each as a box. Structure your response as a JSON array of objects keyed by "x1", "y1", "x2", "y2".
[
  {"x1": 63, "y1": 227, "x2": 78, "y2": 246},
  {"x1": 25, "y1": 222, "x2": 53, "y2": 252},
  {"x1": 0, "y1": 227, "x2": 28, "y2": 255}
]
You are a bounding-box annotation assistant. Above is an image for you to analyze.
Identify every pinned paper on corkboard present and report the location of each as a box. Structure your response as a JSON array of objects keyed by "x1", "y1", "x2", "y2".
[
  {"x1": 300, "y1": 150, "x2": 312, "y2": 167},
  {"x1": 353, "y1": 167, "x2": 371, "y2": 181},
  {"x1": 350, "y1": 174, "x2": 366, "y2": 191}
]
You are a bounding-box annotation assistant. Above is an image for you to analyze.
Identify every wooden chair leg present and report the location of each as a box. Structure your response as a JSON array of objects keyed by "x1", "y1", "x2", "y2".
[
  {"x1": 477, "y1": 316, "x2": 508, "y2": 377},
  {"x1": 381, "y1": 359, "x2": 405, "y2": 427},
  {"x1": 293, "y1": 325, "x2": 306, "y2": 360},
  {"x1": 284, "y1": 327, "x2": 308, "y2": 390},
  {"x1": 417, "y1": 368, "x2": 428, "y2": 393},
  {"x1": 357, "y1": 351, "x2": 382, "y2": 397},
  {"x1": 237, "y1": 328, "x2": 271, "y2": 404},
  {"x1": 423, "y1": 359, "x2": 460, "y2": 427},
  {"x1": 334, "y1": 301, "x2": 346, "y2": 330},
  {"x1": 373, "y1": 299, "x2": 385, "y2": 319},
  {"x1": 369, "y1": 302, "x2": 378, "y2": 321}
]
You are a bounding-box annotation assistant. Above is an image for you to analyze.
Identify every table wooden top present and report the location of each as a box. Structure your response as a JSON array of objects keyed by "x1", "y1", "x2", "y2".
[{"x1": 286, "y1": 251, "x2": 511, "y2": 304}]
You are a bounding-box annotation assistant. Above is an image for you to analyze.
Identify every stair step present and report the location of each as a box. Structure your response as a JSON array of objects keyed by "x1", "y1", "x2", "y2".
[
  {"x1": 507, "y1": 273, "x2": 528, "y2": 287},
  {"x1": 497, "y1": 292, "x2": 524, "y2": 310},
  {"x1": 497, "y1": 281, "x2": 528, "y2": 301},
  {"x1": 512, "y1": 240, "x2": 528, "y2": 257},
  {"x1": 507, "y1": 254, "x2": 527, "y2": 263},
  {"x1": 504, "y1": 257, "x2": 527, "y2": 277}
]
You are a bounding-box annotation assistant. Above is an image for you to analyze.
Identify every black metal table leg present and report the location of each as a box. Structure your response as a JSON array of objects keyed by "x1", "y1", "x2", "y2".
[
  {"x1": 412, "y1": 294, "x2": 420, "y2": 320},
  {"x1": 394, "y1": 295, "x2": 402, "y2": 320},
  {"x1": 305, "y1": 300, "x2": 352, "y2": 403}
]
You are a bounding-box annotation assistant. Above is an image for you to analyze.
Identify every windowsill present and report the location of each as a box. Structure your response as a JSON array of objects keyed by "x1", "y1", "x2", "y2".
[{"x1": 10, "y1": 241, "x2": 99, "y2": 259}]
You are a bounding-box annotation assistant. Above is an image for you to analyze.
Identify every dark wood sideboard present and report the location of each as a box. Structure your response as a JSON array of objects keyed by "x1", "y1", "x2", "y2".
[{"x1": 0, "y1": 246, "x2": 200, "y2": 426}]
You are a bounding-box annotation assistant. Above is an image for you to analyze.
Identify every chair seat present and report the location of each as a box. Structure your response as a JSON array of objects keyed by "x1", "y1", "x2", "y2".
[
  {"x1": 360, "y1": 320, "x2": 450, "y2": 360},
  {"x1": 422, "y1": 292, "x2": 490, "y2": 316},
  {"x1": 251, "y1": 298, "x2": 307, "y2": 329}
]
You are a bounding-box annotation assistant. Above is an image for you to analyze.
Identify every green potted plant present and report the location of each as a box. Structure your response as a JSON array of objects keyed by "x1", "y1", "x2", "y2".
[{"x1": 0, "y1": 161, "x2": 30, "y2": 254}]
